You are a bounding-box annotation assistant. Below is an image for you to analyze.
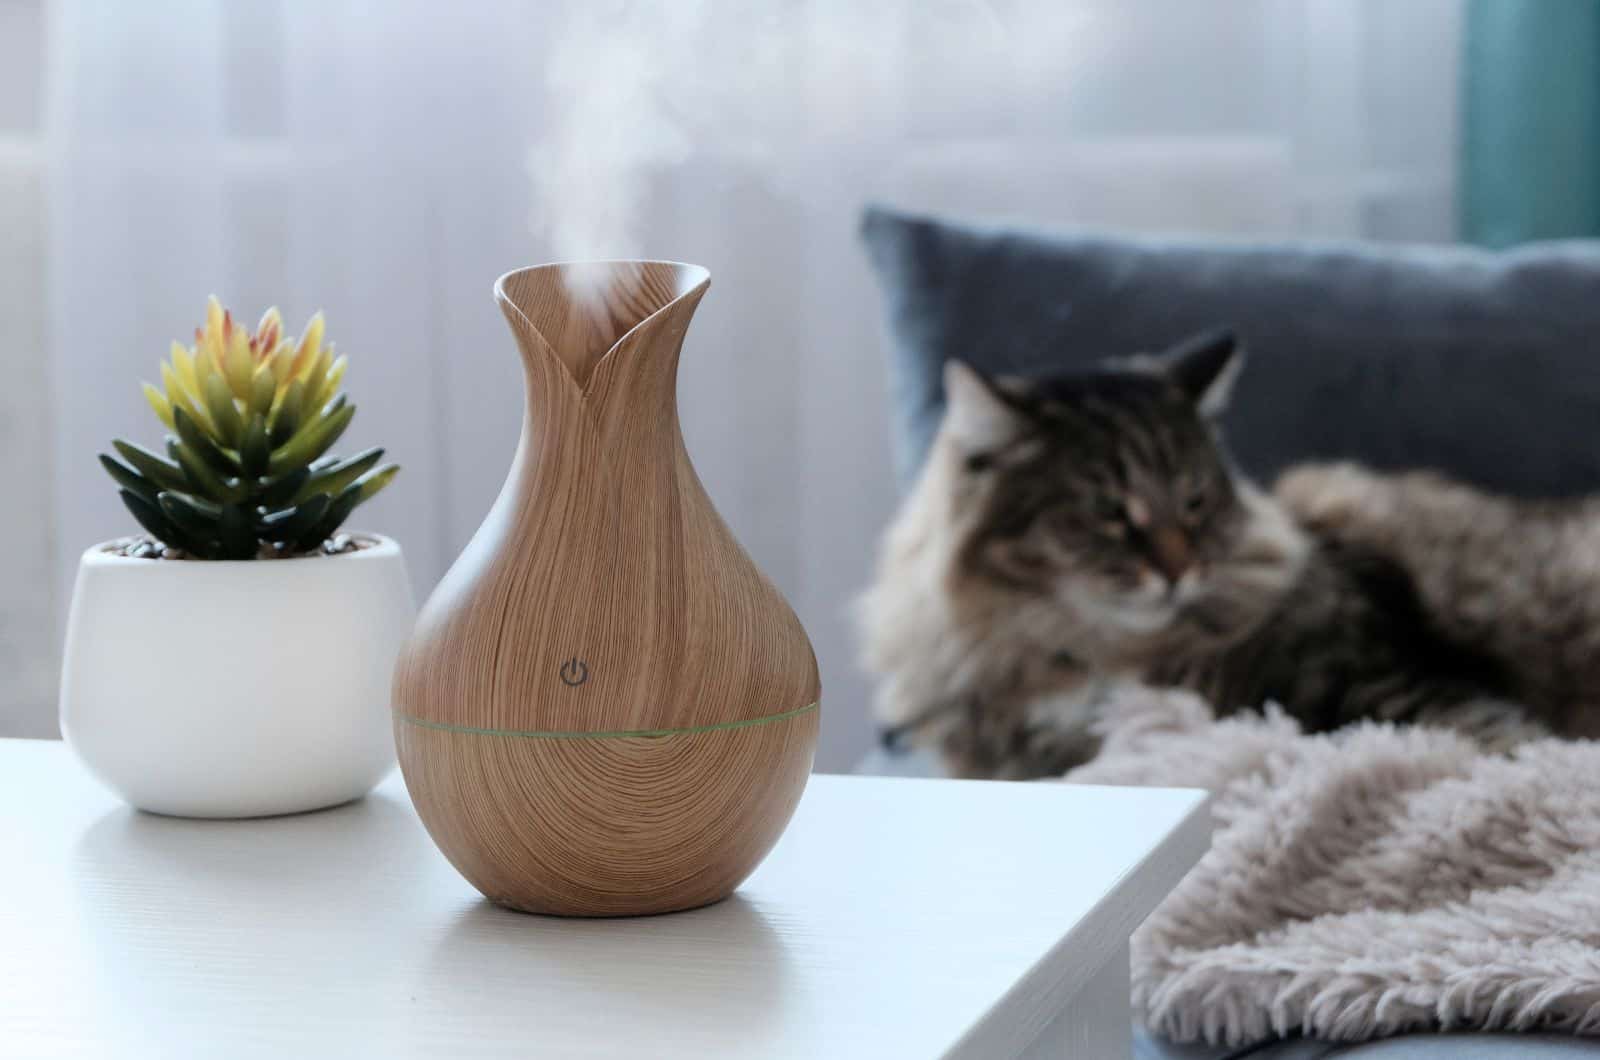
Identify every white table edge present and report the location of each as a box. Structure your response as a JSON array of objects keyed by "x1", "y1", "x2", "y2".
[
  {"x1": 5, "y1": 740, "x2": 1214, "y2": 1059},
  {"x1": 950, "y1": 783, "x2": 1213, "y2": 1059}
]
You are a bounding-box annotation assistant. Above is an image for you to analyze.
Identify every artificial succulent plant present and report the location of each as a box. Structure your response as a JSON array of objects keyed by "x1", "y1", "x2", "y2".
[{"x1": 99, "y1": 298, "x2": 398, "y2": 559}]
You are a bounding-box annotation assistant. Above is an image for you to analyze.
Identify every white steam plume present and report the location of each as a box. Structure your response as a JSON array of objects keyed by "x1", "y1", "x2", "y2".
[{"x1": 524, "y1": 1, "x2": 1090, "y2": 303}]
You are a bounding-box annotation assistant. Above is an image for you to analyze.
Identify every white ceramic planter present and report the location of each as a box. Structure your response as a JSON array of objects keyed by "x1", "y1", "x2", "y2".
[{"x1": 60, "y1": 534, "x2": 414, "y2": 818}]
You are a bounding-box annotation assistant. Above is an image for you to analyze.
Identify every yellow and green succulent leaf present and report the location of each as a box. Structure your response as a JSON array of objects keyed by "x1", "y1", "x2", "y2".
[
  {"x1": 353, "y1": 464, "x2": 399, "y2": 503},
  {"x1": 110, "y1": 440, "x2": 188, "y2": 493},
  {"x1": 270, "y1": 379, "x2": 307, "y2": 444},
  {"x1": 216, "y1": 503, "x2": 258, "y2": 559},
  {"x1": 119, "y1": 489, "x2": 192, "y2": 552},
  {"x1": 257, "y1": 466, "x2": 310, "y2": 508},
  {"x1": 201, "y1": 374, "x2": 245, "y2": 447},
  {"x1": 171, "y1": 406, "x2": 240, "y2": 478},
  {"x1": 247, "y1": 365, "x2": 277, "y2": 417},
  {"x1": 170, "y1": 440, "x2": 241, "y2": 505},
  {"x1": 239, "y1": 414, "x2": 271, "y2": 479},
  {"x1": 297, "y1": 484, "x2": 362, "y2": 551},
  {"x1": 141, "y1": 383, "x2": 175, "y2": 430},
  {"x1": 291, "y1": 446, "x2": 384, "y2": 504},
  {"x1": 268, "y1": 401, "x2": 354, "y2": 477},
  {"x1": 99, "y1": 454, "x2": 161, "y2": 507},
  {"x1": 157, "y1": 490, "x2": 222, "y2": 542},
  {"x1": 258, "y1": 493, "x2": 331, "y2": 545}
]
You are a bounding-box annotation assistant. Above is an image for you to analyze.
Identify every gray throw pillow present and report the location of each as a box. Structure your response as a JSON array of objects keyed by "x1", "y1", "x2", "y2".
[{"x1": 860, "y1": 205, "x2": 1600, "y2": 498}]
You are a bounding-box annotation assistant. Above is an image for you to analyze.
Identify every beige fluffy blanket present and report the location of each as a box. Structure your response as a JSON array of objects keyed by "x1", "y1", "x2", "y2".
[{"x1": 1063, "y1": 689, "x2": 1600, "y2": 1046}]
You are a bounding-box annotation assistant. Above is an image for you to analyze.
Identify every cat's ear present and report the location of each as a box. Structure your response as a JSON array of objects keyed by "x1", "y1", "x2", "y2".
[
  {"x1": 1162, "y1": 329, "x2": 1243, "y2": 417},
  {"x1": 943, "y1": 359, "x2": 1022, "y2": 451}
]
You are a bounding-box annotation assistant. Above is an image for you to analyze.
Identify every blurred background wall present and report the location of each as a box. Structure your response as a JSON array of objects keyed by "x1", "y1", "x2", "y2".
[{"x1": 1, "y1": 0, "x2": 1468, "y2": 768}]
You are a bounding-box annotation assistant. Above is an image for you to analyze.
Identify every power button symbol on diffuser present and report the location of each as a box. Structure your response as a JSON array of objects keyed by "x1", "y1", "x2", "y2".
[{"x1": 558, "y1": 658, "x2": 589, "y2": 687}]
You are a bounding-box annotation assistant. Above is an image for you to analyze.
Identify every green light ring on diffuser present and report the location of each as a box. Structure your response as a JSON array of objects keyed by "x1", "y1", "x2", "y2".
[{"x1": 397, "y1": 701, "x2": 818, "y2": 742}]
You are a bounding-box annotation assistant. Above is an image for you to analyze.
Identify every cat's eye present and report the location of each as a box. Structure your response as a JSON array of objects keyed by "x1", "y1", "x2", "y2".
[
  {"x1": 1181, "y1": 487, "x2": 1208, "y2": 520},
  {"x1": 965, "y1": 452, "x2": 993, "y2": 473}
]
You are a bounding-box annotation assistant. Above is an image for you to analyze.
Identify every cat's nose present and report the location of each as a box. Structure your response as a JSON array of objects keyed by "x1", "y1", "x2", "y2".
[{"x1": 1148, "y1": 524, "x2": 1193, "y2": 586}]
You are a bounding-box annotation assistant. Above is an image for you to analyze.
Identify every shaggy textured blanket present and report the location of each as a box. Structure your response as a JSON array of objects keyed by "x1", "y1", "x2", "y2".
[{"x1": 1063, "y1": 689, "x2": 1600, "y2": 1047}]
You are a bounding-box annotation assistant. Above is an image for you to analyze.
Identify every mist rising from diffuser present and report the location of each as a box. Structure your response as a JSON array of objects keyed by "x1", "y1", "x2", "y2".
[{"x1": 525, "y1": 0, "x2": 1091, "y2": 305}]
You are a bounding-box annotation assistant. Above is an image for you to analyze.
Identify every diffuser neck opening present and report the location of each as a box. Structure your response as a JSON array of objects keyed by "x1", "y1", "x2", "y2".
[{"x1": 495, "y1": 261, "x2": 710, "y2": 390}]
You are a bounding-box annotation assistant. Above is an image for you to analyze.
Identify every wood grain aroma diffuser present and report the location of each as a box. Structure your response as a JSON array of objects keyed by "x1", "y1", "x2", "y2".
[{"x1": 393, "y1": 261, "x2": 820, "y2": 916}]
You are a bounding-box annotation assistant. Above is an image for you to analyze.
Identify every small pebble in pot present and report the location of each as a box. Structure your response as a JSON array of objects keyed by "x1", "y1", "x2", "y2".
[{"x1": 108, "y1": 533, "x2": 374, "y2": 559}]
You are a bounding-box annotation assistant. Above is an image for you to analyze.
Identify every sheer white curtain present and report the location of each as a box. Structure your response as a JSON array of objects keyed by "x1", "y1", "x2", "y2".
[{"x1": 6, "y1": 0, "x2": 1461, "y2": 766}]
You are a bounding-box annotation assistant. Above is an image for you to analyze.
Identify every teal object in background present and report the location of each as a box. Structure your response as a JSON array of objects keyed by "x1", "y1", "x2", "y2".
[{"x1": 1461, "y1": 0, "x2": 1600, "y2": 247}]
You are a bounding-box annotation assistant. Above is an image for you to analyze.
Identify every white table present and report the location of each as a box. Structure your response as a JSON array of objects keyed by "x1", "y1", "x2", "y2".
[{"x1": 0, "y1": 739, "x2": 1209, "y2": 1059}]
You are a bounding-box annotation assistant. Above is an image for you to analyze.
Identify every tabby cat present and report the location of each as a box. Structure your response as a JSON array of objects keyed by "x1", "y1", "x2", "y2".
[{"x1": 858, "y1": 332, "x2": 1600, "y2": 779}]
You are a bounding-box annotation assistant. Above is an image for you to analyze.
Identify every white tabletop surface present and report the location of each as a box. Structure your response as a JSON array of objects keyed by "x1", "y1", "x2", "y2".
[{"x1": 0, "y1": 738, "x2": 1209, "y2": 1059}]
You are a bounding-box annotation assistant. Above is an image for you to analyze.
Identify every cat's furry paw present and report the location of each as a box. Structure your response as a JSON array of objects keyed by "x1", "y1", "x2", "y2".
[
  {"x1": 1275, "y1": 461, "x2": 1395, "y2": 534},
  {"x1": 935, "y1": 687, "x2": 1106, "y2": 779}
]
